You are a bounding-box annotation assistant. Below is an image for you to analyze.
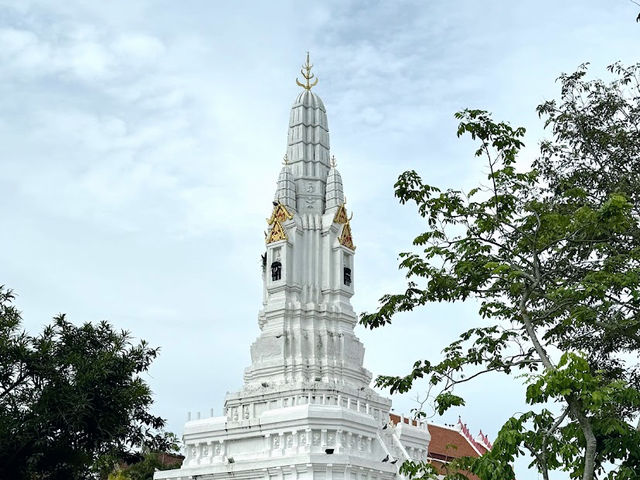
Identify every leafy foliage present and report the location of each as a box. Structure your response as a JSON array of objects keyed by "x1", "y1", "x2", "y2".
[
  {"x1": 0, "y1": 287, "x2": 174, "y2": 480},
  {"x1": 108, "y1": 447, "x2": 183, "y2": 480},
  {"x1": 361, "y1": 63, "x2": 640, "y2": 480}
]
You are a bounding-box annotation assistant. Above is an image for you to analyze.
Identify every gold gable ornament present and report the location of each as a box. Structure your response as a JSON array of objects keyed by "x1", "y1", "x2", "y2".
[
  {"x1": 268, "y1": 202, "x2": 293, "y2": 225},
  {"x1": 339, "y1": 222, "x2": 355, "y2": 250},
  {"x1": 333, "y1": 203, "x2": 349, "y2": 224},
  {"x1": 267, "y1": 220, "x2": 287, "y2": 244}
]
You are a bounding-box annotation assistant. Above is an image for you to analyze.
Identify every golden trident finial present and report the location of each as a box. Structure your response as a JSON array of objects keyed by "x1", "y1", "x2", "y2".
[{"x1": 296, "y1": 51, "x2": 318, "y2": 91}]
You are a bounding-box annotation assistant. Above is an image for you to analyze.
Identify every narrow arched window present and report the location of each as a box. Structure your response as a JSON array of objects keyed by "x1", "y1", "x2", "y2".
[
  {"x1": 343, "y1": 267, "x2": 352, "y2": 286},
  {"x1": 271, "y1": 261, "x2": 282, "y2": 281}
]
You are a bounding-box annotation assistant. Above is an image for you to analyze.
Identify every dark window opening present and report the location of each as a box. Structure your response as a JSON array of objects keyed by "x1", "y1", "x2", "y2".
[
  {"x1": 271, "y1": 261, "x2": 282, "y2": 281},
  {"x1": 344, "y1": 267, "x2": 352, "y2": 286}
]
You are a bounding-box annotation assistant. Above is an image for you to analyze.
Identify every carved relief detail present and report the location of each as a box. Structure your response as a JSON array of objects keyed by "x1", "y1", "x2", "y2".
[{"x1": 304, "y1": 197, "x2": 315, "y2": 209}]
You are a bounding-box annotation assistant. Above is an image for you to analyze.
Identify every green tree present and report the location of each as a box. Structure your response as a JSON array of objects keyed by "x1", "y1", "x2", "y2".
[
  {"x1": 0, "y1": 286, "x2": 174, "y2": 480},
  {"x1": 361, "y1": 63, "x2": 640, "y2": 480}
]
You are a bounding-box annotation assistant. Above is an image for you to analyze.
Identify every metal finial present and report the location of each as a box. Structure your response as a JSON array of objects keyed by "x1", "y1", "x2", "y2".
[
  {"x1": 283, "y1": 153, "x2": 289, "y2": 165},
  {"x1": 330, "y1": 155, "x2": 337, "y2": 168},
  {"x1": 296, "y1": 51, "x2": 319, "y2": 91}
]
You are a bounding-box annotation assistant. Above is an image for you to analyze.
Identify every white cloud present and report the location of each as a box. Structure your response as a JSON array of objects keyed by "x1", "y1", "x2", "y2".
[
  {"x1": 0, "y1": 22, "x2": 166, "y2": 82},
  {"x1": 113, "y1": 33, "x2": 164, "y2": 62},
  {"x1": 0, "y1": 27, "x2": 52, "y2": 75}
]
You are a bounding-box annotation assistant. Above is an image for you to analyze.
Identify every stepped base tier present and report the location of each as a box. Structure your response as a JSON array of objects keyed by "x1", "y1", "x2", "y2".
[
  {"x1": 156, "y1": 58, "x2": 430, "y2": 480},
  {"x1": 156, "y1": 390, "x2": 429, "y2": 480}
]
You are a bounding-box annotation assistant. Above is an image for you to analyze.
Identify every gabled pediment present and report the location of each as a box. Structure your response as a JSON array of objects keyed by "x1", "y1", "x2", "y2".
[
  {"x1": 268, "y1": 203, "x2": 293, "y2": 225},
  {"x1": 339, "y1": 222, "x2": 355, "y2": 250},
  {"x1": 266, "y1": 220, "x2": 287, "y2": 244},
  {"x1": 333, "y1": 204, "x2": 349, "y2": 224}
]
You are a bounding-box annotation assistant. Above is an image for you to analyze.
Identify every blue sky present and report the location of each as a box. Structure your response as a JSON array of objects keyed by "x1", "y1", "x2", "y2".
[{"x1": 1, "y1": 1, "x2": 638, "y2": 478}]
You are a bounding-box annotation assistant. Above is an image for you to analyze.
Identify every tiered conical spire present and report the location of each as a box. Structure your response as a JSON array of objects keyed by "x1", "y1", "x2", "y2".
[
  {"x1": 286, "y1": 54, "x2": 330, "y2": 192},
  {"x1": 274, "y1": 154, "x2": 296, "y2": 209},
  {"x1": 325, "y1": 155, "x2": 344, "y2": 210}
]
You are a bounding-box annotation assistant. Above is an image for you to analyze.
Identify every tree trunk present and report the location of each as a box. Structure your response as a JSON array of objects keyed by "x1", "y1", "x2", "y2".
[{"x1": 568, "y1": 398, "x2": 597, "y2": 480}]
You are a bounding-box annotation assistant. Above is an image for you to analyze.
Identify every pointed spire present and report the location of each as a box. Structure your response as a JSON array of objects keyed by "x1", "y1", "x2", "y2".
[
  {"x1": 325, "y1": 155, "x2": 344, "y2": 210},
  {"x1": 274, "y1": 153, "x2": 296, "y2": 210},
  {"x1": 287, "y1": 53, "x2": 330, "y2": 179},
  {"x1": 296, "y1": 51, "x2": 318, "y2": 91}
]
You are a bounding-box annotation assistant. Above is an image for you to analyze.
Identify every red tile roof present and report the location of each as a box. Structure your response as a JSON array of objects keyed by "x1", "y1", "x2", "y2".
[
  {"x1": 389, "y1": 415, "x2": 492, "y2": 480},
  {"x1": 427, "y1": 423, "x2": 482, "y2": 459}
]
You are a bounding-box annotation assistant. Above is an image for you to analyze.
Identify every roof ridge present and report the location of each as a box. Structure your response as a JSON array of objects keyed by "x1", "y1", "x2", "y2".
[
  {"x1": 426, "y1": 421, "x2": 464, "y2": 432},
  {"x1": 457, "y1": 418, "x2": 488, "y2": 455}
]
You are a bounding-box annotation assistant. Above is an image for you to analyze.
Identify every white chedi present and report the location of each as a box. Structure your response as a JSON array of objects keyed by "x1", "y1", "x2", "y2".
[{"x1": 155, "y1": 60, "x2": 430, "y2": 480}]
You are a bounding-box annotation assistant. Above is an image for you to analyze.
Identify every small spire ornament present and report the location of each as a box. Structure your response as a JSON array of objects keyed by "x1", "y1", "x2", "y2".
[
  {"x1": 296, "y1": 51, "x2": 318, "y2": 91},
  {"x1": 283, "y1": 153, "x2": 289, "y2": 165},
  {"x1": 330, "y1": 155, "x2": 337, "y2": 168}
]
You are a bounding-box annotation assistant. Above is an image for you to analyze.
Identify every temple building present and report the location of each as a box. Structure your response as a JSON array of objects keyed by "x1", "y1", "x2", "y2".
[{"x1": 155, "y1": 55, "x2": 489, "y2": 480}]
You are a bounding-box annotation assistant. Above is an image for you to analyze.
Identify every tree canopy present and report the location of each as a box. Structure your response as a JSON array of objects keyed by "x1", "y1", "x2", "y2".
[
  {"x1": 361, "y1": 63, "x2": 640, "y2": 480},
  {"x1": 0, "y1": 286, "x2": 174, "y2": 480},
  {"x1": 107, "y1": 448, "x2": 183, "y2": 480}
]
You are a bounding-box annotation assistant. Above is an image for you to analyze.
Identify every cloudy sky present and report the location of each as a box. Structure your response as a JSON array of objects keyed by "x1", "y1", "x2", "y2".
[{"x1": 1, "y1": 1, "x2": 638, "y2": 478}]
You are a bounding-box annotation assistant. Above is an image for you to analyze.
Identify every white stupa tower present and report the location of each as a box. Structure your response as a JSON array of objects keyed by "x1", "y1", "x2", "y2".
[{"x1": 156, "y1": 54, "x2": 430, "y2": 480}]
